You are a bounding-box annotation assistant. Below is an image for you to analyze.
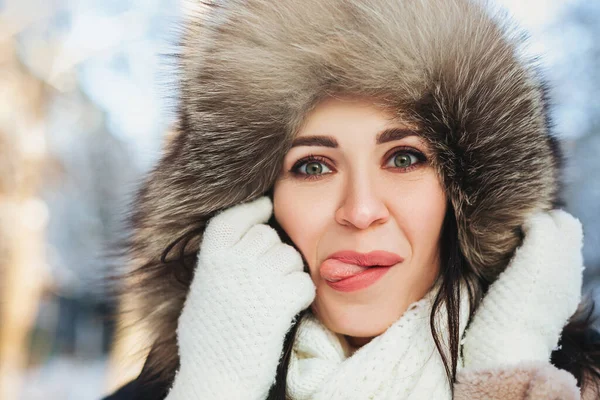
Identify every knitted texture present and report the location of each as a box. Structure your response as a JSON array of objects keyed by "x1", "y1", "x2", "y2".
[
  {"x1": 461, "y1": 210, "x2": 584, "y2": 370},
  {"x1": 286, "y1": 281, "x2": 472, "y2": 400},
  {"x1": 165, "y1": 196, "x2": 315, "y2": 400}
]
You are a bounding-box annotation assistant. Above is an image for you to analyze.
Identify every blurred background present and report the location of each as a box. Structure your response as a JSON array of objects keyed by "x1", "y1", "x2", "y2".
[{"x1": 0, "y1": 0, "x2": 599, "y2": 399}]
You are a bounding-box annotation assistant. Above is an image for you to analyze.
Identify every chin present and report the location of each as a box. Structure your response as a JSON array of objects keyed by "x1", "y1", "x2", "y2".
[{"x1": 311, "y1": 298, "x2": 400, "y2": 339}]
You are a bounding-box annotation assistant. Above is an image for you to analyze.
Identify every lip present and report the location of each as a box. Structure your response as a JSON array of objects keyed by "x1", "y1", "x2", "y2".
[
  {"x1": 325, "y1": 250, "x2": 404, "y2": 267},
  {"x1": 320, "y1": 250, "x2": 404, "y2": 292}
]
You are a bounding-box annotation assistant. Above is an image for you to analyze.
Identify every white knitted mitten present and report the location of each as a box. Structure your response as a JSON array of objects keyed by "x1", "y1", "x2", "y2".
[
  {"x1": 461, "y1": 209, "x2": 585, "y2": 370},
  {"x1": 165, "y1": 196, "x2": 316, "y2": 400}
]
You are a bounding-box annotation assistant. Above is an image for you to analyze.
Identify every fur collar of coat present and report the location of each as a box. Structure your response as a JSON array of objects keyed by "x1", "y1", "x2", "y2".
[{"x1": 120, "y1": 0, "x2": 564, "y2": 385}]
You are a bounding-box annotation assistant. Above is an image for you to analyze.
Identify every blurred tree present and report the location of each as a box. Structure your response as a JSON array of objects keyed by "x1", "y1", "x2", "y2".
[{"x1": 0, "y1": 36, "x2": 55, "y2": 400}]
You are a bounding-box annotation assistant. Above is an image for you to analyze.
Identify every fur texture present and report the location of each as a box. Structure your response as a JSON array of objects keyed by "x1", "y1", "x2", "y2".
[
  {"x1": 120, "y1": 0, "x2": 564, "y2": 384},
  {"x1": 454, "y1": 361, "x2": 580, "y2": 399}
]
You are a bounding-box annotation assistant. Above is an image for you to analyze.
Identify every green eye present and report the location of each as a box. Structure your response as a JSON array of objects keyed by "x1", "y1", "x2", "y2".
[
  {"x1": 305, "y1": 161, "x2": 323, "y2": 175},
  {"x1": 392, "y1": 152, "x2": 419, "y2": 168},
  {"x1": 292, "y1": 156, "x2": 333, "y2": 179}
]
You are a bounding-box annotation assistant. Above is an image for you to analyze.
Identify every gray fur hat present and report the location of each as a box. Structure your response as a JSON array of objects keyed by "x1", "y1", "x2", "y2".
[{"x1": 122, "y1": 0, "x2": 563, "y2": 382}]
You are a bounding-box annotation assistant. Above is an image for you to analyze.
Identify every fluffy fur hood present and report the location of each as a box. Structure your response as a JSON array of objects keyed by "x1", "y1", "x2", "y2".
[{"x1": 121, "y1": 0, "x2": 563, "y2": 384}]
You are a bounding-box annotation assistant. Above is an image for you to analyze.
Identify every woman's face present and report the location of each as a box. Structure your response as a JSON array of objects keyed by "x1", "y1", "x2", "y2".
[{"x1": 273, "y1": 96, "x2": 446, "y2": 348}]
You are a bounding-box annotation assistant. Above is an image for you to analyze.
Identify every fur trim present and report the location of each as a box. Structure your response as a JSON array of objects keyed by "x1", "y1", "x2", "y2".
[
  {"x1": 120, "y1": 0, "x2": 563, "y2": 382},
  {"x1": 454, "y1": 361, "x2": 580, "y2": 399}
]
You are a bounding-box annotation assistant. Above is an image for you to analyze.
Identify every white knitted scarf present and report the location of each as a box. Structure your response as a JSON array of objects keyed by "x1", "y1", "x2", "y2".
[{"x1": 286, "y1": 282, "x2": 471, "y2": 400}]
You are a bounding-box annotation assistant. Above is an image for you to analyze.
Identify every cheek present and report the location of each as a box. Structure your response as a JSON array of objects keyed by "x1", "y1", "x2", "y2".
[
  {"x1": 385, "y1": 171, "x2": 446, "y2": 261},
  {"x1": 273, "y1": 181, "x2": 330, "y2": 273}
]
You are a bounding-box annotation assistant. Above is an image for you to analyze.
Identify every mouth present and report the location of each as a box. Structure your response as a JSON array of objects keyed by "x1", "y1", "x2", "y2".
[
  {"x1": 324, "y1": 250, "x2": 404, "y2": 268},
  {"x1": 319, "y1": 250, "x2": 403, "y2": 291}
]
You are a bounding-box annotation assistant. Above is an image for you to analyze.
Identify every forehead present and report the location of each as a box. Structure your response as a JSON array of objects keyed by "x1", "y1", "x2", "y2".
[
  {"x1": 292, "y1": 96, "x2": 428, "y2": 150},
  {"x1": 299, "y1": 96, "x2": 398, "y2": 133}
]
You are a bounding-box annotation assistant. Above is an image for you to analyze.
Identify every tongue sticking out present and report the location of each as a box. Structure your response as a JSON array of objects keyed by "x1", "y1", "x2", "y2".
[{"x1": 320, "y1": 259, "x2": 371, "y2": 282}]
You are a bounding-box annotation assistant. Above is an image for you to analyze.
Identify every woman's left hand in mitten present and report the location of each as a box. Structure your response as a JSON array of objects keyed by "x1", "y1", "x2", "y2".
[{"x1": 461, "y1": 209, "x2": 585, "y2": 370}]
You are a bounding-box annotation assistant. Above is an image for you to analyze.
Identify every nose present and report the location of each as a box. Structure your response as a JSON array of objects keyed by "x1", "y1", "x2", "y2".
[{"x1": 334, "y1": 173, "x2": 390, "y2": 230}]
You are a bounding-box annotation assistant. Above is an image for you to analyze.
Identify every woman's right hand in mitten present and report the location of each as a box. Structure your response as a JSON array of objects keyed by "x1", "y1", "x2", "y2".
[{"x1": 165, "y1": 196, "x2": 316, "y2": 400}]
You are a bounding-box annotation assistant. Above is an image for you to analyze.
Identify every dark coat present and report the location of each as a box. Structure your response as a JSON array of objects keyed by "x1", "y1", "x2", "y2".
[
  {"x1": 103, "y1": 377, "x2": 166, "y2": 400},
  {"x1": 102, "y1": 345, "x2": 170, "y2": 400}
]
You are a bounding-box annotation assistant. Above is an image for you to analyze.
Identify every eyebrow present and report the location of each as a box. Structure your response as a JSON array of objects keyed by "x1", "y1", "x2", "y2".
[{"x1": 290, "y1": 128, "x2": 419, "y2": 148}]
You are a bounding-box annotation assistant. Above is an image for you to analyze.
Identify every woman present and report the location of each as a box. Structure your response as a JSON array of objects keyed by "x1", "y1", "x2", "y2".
[{"x1": 104, "y1": 0, "x2": 600, "y2": 399}]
